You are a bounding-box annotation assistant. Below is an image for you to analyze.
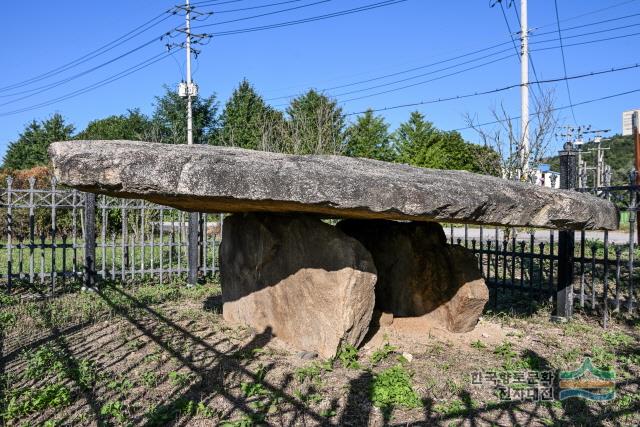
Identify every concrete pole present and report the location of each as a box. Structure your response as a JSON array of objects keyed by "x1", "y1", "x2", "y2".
[
  {"x1": 185, "y1": 0, "x2": 199, "y2": 286},
  {"x1": 186, "y1": 0, "x2": 193, "y2": 146},
  {"x1": 520, "y1": 0, "x2": 529, "y2": 179}
]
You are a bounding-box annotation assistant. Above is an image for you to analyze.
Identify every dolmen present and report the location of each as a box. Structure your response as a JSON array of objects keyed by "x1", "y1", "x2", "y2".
[{"x1": 50, "y1": 140, "x2": 618, "y2": 357}]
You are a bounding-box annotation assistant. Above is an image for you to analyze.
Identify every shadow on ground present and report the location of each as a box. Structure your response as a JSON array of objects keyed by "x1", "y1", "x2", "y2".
[{"x1": 1, "y1": 281, "x2": 638, "y2": 426}]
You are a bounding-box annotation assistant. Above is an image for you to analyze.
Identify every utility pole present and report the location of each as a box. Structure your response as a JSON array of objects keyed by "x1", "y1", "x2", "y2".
[
  {"x1": 520, "y1": 0, "x2": 529, "y2": 179},
  {"x1": 634, "y1": 112, "x2": 640, "y2": 244},
  {"x1": 183, "y1": 0, "x2": 199, "y2": 286},
  {"x1": 185, "y1": 0, "x2": 194, "y2": 147}
]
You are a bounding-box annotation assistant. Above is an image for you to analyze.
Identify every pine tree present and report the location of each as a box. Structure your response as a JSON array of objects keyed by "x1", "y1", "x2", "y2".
[
  {"x1": 218, "y1": 79, "x2": 271, "y2": 150},
  {"x1": 393, "y1": 111, "x2": 439, "y2": 165},
  {"x1": 285, "y1": 90, "x2": 345, "y2": 155},
  {"x1": 151, "y1": 86, "x2": 218, "y2": 144},
  {"x1": 394, "y1": 111, "x2": 499, "y2": 174},
  {"x1": 343, "y1": 109, "x2": 395, "y2": 161},
  {"x1": 3, "y1": 113, "x2": 75, "y2": 170}
]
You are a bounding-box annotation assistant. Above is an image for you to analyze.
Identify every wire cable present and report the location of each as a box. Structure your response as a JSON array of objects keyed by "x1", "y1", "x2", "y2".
[
  {"x1": 555, "y1": 0, "x2": 579, "y2": 124},
  {"x1": 0, "y1": 52, "x2": 174, "y2": 117},
  {"x1": 344, "y1": 62, "x2": 640, "y2": 116},
  {"x1": 452, "y1": 86, "x2": 640, "y2": 132},
  {"x1": 0, "y1": 10, "x2": 175, "y2": 93},
  {"x1": 193, "y1": 0, "x2": 333, "y2": 28},
  {"x1": 212, "y1": 0, "x2": 311, "y2": 14},
  {"x1": 200, "y1": 0, "x2": 410, "y2": 36},
  {"x1": 0, "y1": 38, "x2": 163, "y2": 106}
]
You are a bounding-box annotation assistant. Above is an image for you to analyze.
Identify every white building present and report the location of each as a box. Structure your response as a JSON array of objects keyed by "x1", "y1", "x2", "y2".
[
  {"x1": 534, "y1": 164, "x2": 560, "y2": 189},
  {"x1": 622, "y1": 109, "x2": 640, "y2": 136}
]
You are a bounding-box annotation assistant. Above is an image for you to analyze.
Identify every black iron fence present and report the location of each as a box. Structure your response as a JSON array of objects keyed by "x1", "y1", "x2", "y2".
[
  {"x1": 445, "y1": 222, "x2": 637, "y2": 323},
  {"x1": 0, "y1": 176, "x2": 221, "y2": 297},
  {"x1": 1, "y1": 168, "x2": 638, "y2": 324}
]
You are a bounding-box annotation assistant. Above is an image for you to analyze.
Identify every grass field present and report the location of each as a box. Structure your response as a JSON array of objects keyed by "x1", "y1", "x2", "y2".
[{"x1": 1, "y1": 279, "x2": 638, "y2": 426}]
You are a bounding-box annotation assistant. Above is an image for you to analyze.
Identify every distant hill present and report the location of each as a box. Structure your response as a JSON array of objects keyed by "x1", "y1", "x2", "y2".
[{"x1": 545, "y1": 133, "x2": 635, "y2": 186}]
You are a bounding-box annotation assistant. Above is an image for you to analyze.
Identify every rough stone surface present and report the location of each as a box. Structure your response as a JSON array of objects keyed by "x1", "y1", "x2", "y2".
[
  {"x1": 220, "y1": 213, "x2": 377, "y2": 358},
  {"x1": 337, "y1": 219, "x2": 489, "y2": 333},
  {"x1": 49, "y1": 140, "x2": 618, "y2": 230}
]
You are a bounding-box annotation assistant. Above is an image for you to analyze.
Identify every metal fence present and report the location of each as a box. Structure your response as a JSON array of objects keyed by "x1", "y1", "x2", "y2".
[
  {"x1": 1, "y1": 176, "x2": 221, "y2": 297},
  {"x1": 446, "y1": 222, "x2": 636, "y2": 315},
  {"x1": 1, "y1": 174, "x2": 638, "y2": 324}
]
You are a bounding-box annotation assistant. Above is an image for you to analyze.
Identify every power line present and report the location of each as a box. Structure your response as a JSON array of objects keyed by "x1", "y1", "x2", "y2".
[
  {"x1": 532, "y1": 11, "x2": 640, "y2": 39},
  {"x1": 272, "y1": 47, "x2": 515, "y2": 104},
  {"x1": 0, "y1": 10, "x2": 176, "y2": 93},
  {"x1": 0, "y1": 38, "x2": 163, "y2": 105},
  {"x1": 452, "y1": 86, "x2": 640, "y2": 132},
  {"x1": 274, "y1": 28, "x2": 640, "y2": 106},
  {"x1": 334, "y1": 53, "x2": 514, "y2": 103},
  {"x1": 266, "y1": 43, "x2": 514, "y2": 101},
  {"x1": 344, "y1": 61, "x2": 640, "y2": 116},
  {"x1": 535, "y1": 0, "x2": 639, "y2": 31},
  {"x1": 0, "y1": 52, "x2": 174, "y2": 117},
  {"x1": 190, "y1": 0, "x2": 247, "y2": 6},
  {"x1": 198, "y1": 0, "x2": 411, "y2": 36},
  {"x1": 211, "y1": 0, "x2": 312, "y2": 14},
  {"x1": 266, "y1": 14, "x2": 640, "y2": 104},
  {"x1": 553, "y1": 0, "x2": 577, "y2": 124},
  {"x1": 532, "y1": 28, "x2": 640, "y2": 51},
  {"x1": 192, "y1": 0, "x2": 333, "y2": 28}
]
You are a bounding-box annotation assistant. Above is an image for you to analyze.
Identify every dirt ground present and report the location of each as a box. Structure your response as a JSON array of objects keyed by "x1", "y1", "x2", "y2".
[{"x1": 0, "y1": 279, "x2": 638, "y2": 426}]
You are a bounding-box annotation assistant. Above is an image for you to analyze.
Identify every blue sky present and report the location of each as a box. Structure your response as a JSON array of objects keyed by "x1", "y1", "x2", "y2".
[{"x1": 1, "y1": 0, "x2": 639, "y2": 158}]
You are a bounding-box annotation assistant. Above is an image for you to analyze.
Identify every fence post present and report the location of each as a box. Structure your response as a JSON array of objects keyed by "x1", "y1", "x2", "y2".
[
  {"x1": 84, "y1": 193, "x2": 97, "y2": 289},
  {"x1": 187, "y1": 211, "x2": 199, "y2": 286},
  {"x1": 556, "y1": 142, "x2": 577, "y2": 319}
]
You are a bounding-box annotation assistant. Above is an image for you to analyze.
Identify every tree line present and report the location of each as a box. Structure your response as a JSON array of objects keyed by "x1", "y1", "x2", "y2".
[{"x1": 3, "y1": 79, "x2": 500, "y2": 175}]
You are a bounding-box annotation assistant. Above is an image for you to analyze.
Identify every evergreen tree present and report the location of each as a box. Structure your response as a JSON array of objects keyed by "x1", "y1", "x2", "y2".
[
  {"x1": 393, "y1": 111, "x2": 440, "y2": 165},
  {"x1": 151, "y1": 86, "x2": 218, "y2": 144},
  {"x1": 285, "y1": 90, "x2": 345, "y2": 155},
  {"x1": 394, "y1": 111, "x2": 499, "y2": 174},
  {"x1": 343, "y1": 109, "x2": 395, "y2": 161},
  {"x1": 218, "y1": 79, "x2": 270, "y2": 149},
  {"x1": 3, "y1": 113, "x2": 75, "y2": 170},
  {"x1": 75, "y1": 109, "x2": 152, "y2": 140}
]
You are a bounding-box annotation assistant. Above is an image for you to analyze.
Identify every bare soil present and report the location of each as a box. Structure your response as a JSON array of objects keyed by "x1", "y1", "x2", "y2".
[{"x1": 1, "y1": 280, "x2": 639, "y2": 426}]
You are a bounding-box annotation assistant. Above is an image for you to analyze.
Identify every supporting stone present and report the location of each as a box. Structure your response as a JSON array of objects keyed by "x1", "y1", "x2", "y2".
[
  {"x1": 338, "y1": 219, "x2": 488, "y2": 333},
  {"x1": 220, "y1": 213, "x2": 377, "y2": 358}
]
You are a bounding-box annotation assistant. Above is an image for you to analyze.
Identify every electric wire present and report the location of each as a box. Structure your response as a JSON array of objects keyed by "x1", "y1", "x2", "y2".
[
  {"x1": 266, "y1": 13, "x2": 640, "y2": 103},
  {"x1": 0, "y1": 10, "x2": 175, "y2": 93},
  {"x1": 0, "y1": 52, "x2": 175, "y2": 117},
  {"x1": 452, "y1": 87, "x2": 640, "y2": 132},
  {"x1": 344, "y1": 62, "x2": 640, "y2": 116},
  {"x1": 192, "y1": 0, "x2": 333, "y2": 28},
  {"x1": 553, "y1": 0, "x2": 577, "y2": 124},
  {"x1": 194, "y1": 0, "x2": 410, "y2": 35},
  {"x1": 212, "y1": 0, "x2": 311, "y2": 14}
]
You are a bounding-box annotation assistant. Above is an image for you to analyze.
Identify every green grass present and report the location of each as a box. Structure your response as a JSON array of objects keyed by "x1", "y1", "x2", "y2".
[
  {"x1": 370, "y1": 342, "x2": 397, "y2": 366},
  {"x1": 369, "y1": 364, "x2": 421, "y2": 412},
  {"x1": 337, "y1": 344, "x2": 360, "y2": 369}
]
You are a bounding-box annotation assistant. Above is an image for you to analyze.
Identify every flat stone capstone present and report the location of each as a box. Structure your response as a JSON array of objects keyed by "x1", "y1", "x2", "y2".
[{"x1": 49, "y1": 140, "x2": 618, "y2": 230}]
